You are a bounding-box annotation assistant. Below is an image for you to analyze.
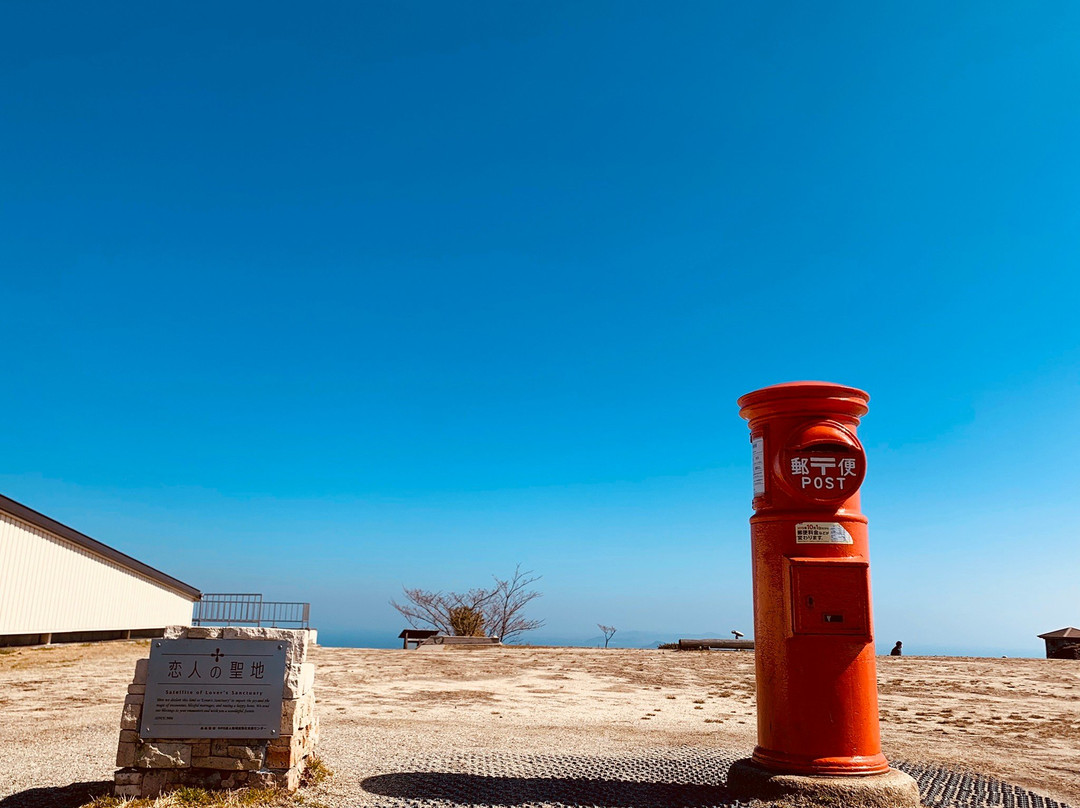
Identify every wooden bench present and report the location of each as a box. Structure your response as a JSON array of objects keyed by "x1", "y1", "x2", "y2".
[
  {"x1": 424, "y1": 635, "x2": 501, "y2": 648},
  {"x1": 399, "y1": 629, "x2": 440, "y2": 649},
  {"x1": 678, "y1": 638, "x2": 754, "y2": 651}
]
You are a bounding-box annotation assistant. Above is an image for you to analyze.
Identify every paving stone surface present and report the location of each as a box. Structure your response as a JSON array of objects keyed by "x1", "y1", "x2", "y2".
[{"x1": 353, "y1": 749, "x2": 1072, "y2": 808}]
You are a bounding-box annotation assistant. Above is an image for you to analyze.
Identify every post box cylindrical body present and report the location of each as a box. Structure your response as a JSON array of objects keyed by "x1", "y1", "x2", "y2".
[{"x1": 737, "y1": 381, "x2": 888, "y2": 776}]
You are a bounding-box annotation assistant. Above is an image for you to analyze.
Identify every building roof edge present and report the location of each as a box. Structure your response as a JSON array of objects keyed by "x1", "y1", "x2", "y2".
[
  {"x1": 0, "y1": 493, "x2": 201, "y2": 601},
  {"x1": 1037, "y1": 627, "x2": 1080, "y2": 639}
]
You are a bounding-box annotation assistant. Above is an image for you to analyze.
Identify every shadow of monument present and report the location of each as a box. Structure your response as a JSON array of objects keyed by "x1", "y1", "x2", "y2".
[
  {"x1": 361, "y1": 771, "x2": 733, "y2": 807},
  {"x1": 0, "y1": 781, "x2": 112, "y2": 808}
]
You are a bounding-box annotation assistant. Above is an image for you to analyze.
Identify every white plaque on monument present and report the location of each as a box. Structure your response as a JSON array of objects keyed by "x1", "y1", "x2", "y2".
[{"x1": 142, "y1": 639, "x2": 288, "y2": 739}]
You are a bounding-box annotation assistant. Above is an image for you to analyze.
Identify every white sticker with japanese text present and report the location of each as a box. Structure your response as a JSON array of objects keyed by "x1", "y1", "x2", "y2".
[
  {"x1": 751, "y1": 437, "x2": 765, "y2": 496},
  {"x1": 795, "y1": 522, "x2": 853, "y2": 544}
]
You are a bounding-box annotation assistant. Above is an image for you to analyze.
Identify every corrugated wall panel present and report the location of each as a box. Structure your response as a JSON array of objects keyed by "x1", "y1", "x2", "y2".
[{"x1": 0, "y1": 512, "x2": 194, "y2": 634}]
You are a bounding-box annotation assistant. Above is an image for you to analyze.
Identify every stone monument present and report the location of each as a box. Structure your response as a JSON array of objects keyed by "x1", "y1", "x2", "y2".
[{"x1": 114, "y1": 625, "x2": 319, "y2": 798}]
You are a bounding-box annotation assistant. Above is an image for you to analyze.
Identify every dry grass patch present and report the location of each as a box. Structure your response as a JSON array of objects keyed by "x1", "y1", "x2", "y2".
[
  {"x1": 81, "y1": 760, "x2": 331, "y2": 808},
  {"x1": 83, "y1": 787, "x2": 309, "y2": 808}
]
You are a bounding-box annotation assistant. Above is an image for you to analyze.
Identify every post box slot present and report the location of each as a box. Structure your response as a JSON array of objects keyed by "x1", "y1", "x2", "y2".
[
  {"x1": 787, "y1": 421, "x2": 861, "y2": 452},
  {"x1": 787, "y1": 558, "x2": 871, "y2": 638},
  {"x1": 798, "y1": 441, "x2": 849, "y2": 453}
]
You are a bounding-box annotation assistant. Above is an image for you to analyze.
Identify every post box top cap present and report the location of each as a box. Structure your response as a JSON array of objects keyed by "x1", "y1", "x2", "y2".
[{"x1": 737, "y1": 381, "x2": 869, "y2": 420}]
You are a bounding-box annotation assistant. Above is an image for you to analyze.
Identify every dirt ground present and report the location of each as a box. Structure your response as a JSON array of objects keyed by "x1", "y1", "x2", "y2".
[{"x1": 0, "y1": 641, "x2": 1077, "y2": 806}]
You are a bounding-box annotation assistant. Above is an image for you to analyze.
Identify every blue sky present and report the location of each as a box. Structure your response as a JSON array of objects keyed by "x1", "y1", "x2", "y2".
[{"x1": 3, "y1": 3, "x2": 1079, "y2": 655}]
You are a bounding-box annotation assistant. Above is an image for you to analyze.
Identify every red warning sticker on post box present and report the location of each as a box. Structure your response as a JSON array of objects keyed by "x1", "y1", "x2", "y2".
[{"x1": 795, "y1": 522, "x2": 854, "y2": 544}]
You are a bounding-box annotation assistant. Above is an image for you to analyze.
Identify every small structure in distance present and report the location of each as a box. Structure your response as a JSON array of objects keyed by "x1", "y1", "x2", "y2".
[
  {"x1": 397, "y1": 629, "x2": 501, "y2": 649},
  {"x1": 1037, "y1": 627, "x2": 1080, "y2": 659},
  {"x1": 399, "y1": 628, "x2": 439, "y2": 649}
]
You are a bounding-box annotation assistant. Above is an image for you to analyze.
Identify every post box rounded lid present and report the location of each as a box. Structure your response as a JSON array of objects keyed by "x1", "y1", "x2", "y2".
[
  {"x1": 738, "y1": 381, "x2": 869, "y2": 421},
  {"x1": 787, "y1": 421, "x2": 862, "y2": 451}
]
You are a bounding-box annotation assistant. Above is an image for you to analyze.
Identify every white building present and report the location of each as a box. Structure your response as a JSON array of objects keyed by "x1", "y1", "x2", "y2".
[{"x1": 0, "y1": 493, "x2": 200, "y2": 646}]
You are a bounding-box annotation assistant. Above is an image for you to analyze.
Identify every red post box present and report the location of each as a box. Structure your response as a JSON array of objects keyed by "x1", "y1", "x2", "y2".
[{"x1": 736, "y1": 381, "x2": 887, "y2": 776}]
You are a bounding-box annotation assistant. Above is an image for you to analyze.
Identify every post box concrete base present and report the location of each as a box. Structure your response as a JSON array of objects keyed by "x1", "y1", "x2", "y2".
[{"x1": 726, "y1": 759, "x2": 922, "y2": 808}]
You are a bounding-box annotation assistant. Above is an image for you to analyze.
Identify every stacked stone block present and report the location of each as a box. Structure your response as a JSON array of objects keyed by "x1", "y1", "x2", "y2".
[{"x1": 114, "y1": 626, "x2": 319, "y2": 798}]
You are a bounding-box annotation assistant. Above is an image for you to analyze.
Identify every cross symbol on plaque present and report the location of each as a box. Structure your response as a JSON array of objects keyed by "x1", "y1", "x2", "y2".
[{"x1": 211, "y1": 648, "x2": 224, "y2": 662}]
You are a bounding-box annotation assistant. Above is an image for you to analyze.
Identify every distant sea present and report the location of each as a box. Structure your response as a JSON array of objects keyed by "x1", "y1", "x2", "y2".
[
  {"x1": 316, "y1": 629, "x2": 1041, "y2": 659},
  {"x1": 318, "y1": 629, "x2": 672, "y2": 650}
]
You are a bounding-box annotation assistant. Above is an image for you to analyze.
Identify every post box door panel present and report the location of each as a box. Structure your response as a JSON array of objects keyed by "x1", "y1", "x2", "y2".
[{"x1": 787, "y1": 558, "x2": 870, "y2": 637}]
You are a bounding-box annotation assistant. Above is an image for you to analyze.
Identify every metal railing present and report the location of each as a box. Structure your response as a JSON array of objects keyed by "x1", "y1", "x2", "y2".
[{"x1": 192, "y1": 593, "x2": 310, "y2": 629}]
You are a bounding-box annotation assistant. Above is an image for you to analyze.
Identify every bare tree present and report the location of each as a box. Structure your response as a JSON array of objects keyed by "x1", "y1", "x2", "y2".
[
  {"x1": 390, "y1": 565, "x2": 544, "y2": 643},
  {"x1": 598, "y1": 624, "x2": 617, "y2": 648},
  {"x1": 391, "y1": 586, "x2": 496, "y2": 636},
  {"x1": 483, "y1": 565, "x2": 544, "y2": 644}
]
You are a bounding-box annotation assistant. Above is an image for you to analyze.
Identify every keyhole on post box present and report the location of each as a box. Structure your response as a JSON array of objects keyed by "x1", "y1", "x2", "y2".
[{"x1": 807, "y1": 596, "x2": 814, "y2": 608}]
